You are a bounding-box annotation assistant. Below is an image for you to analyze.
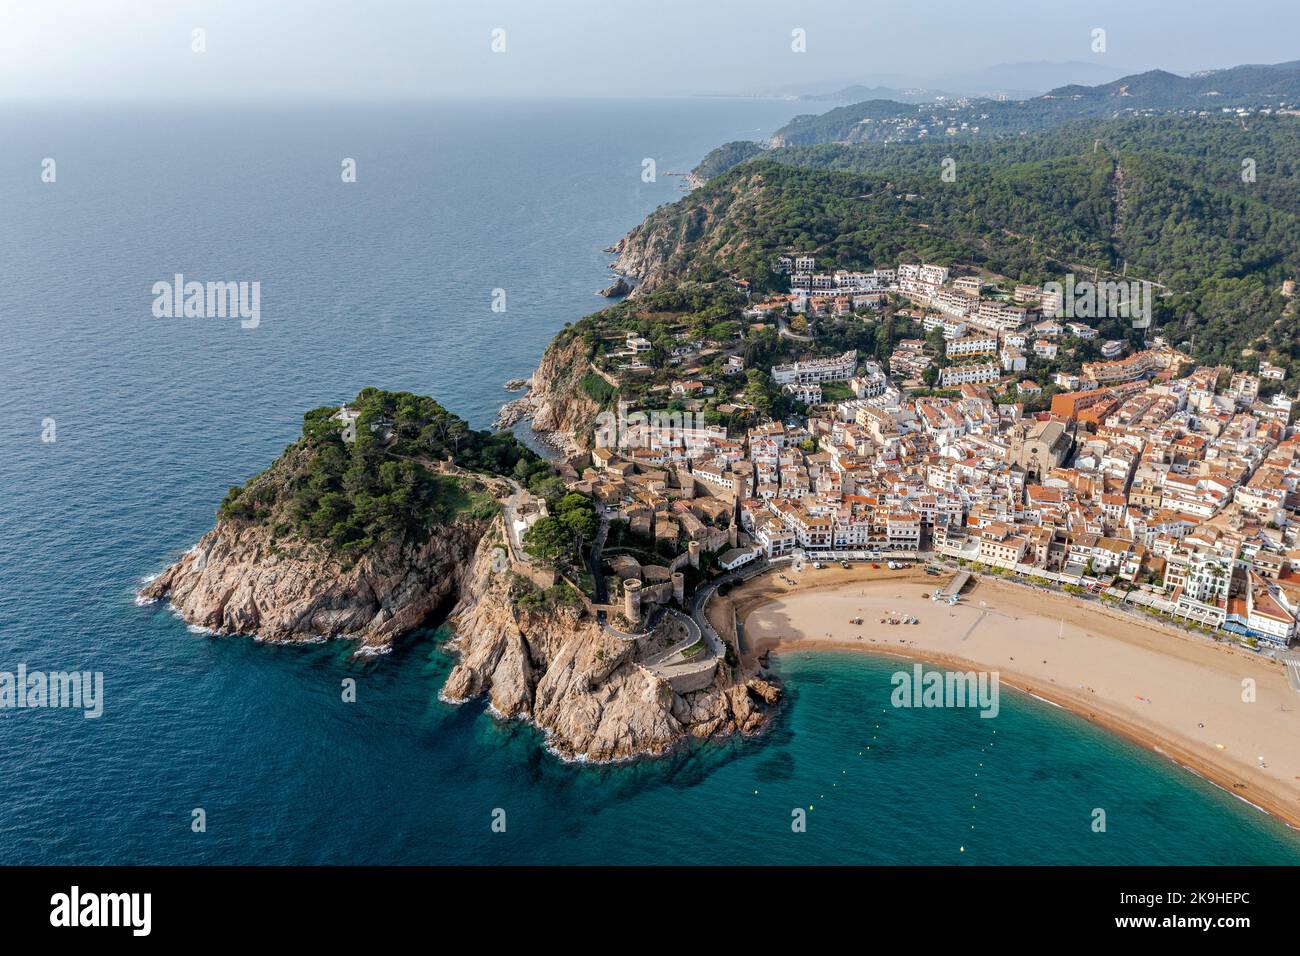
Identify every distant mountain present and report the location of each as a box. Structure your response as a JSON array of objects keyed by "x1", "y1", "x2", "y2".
[
  {"x1": 792, "y1": 62, "x2": 1130, "y2": 103},
  {"x1": 1049, "y1": 60, "x2": 1300, "y2": 106},
  {"x1": 940, "y1": 60, "x2": 1130, "y2": 97},
  {"x1": 802, "y1": 85, "x2": 955, "y2": 105},
  {"x1": 771, "y1": 59, "x2": 1300, "y2": 146}
]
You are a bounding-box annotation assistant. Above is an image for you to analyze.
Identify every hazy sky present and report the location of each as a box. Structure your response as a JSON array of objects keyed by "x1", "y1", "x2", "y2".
[{"x1": 1, "y1": 0, "x2": 1297, "y2": 100}]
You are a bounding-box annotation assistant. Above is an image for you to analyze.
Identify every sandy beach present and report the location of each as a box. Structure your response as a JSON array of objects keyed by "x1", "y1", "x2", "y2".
[{"x1": 726, "y1": 567, "x2": 1300, "y2": 831}]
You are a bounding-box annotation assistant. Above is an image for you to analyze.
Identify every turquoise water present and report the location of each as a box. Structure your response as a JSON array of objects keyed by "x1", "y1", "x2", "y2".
[{"x1": 1, "y1": 100, "x2": 1298, "y2": 864}]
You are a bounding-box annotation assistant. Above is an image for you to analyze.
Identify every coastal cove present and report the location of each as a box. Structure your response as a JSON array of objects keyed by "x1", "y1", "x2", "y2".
[
  {"x1": 3, "y1": 98, "x2": 1300, "y2": 865},
  {"x1": 736, "y1": 567, "x2": 1300, "y2": 831}
]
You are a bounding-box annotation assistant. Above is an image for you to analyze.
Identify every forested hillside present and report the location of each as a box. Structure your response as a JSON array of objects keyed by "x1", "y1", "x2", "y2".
[
  {"x1": 770, "y1": 60, "x2": 1300, "y2": 145},
  {"x1": 636, "y1": 115, "x2": 1300, "y2": 368}
]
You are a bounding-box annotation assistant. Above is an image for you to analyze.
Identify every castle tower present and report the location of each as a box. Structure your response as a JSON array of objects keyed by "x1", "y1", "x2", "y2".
[
  {"x1": 672, "y1": 572, "x2": 685, "y2": 606},
  {"x1": 728, "y1": 522, "x2": 738, "y2": 548},
  {"x1": 676, "y1": 467, "x2": 696, "y2": 499},
  {"x1": 688, "y1": 541, "x2": 701, "y2": 569},
  {"x1": 623, "y1": 579, "x2": 642, "y2": 623}
]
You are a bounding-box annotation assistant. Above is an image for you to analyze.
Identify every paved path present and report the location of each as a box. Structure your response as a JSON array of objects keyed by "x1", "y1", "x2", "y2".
[
  {"x1": 776, "y1": 314, "x2": 812, "y2": 342},
  {"x1": 384, "y1": 448, "x2": 529, "y2": 565},
  {"x1": 1283, "y1": 653, "x2": 1300, "y2": 693},
  {"x1": 587, "y1": 514, "x2": 610, "y2": 604},
  {"x1": 641, "y1": 609, "x2": 717, "y2": 684},
  {"x1": 691, "y1": 557, "x2": 779, "y2": 659},
  {"x1": 501, "y1": 482, "x2": 529, "y2": 565},
  {"x1": 602, "y1": 604, "x2": 665, "y2": 641}
]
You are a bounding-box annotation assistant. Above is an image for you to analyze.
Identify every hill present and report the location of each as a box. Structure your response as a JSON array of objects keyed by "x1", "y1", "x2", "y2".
[
  {"x1": 216, "y1": 387, "x2": 540, "y2": 557},
  {"x1": 631, "y1": 115, "x2": 1300, "y2": 370},
  {"x1": 771, "y1": 59, "x2": 1300, "y2": 146}
]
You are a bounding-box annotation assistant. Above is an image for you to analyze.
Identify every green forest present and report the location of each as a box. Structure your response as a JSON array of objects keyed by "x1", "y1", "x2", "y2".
[
  {"x1": 640, "y1": 115, "x2": 1300, "y2": 370},
  {"x1": 217, "y1": 388, "x2": 543, "y2": 556}
]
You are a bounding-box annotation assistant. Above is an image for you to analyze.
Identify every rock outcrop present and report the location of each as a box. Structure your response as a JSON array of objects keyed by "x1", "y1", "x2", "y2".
[
  {"x1": 140, "y1": 516, "x2": 487, "y2": 649},
  {"x1": 442, "y1": 520, "x2": 778, "y2": 761},
  {"x1": 143, "y1": 505, "x2": 780, "y2": 761},
  {"x1": 609, "y1": 174, "x2": 749, "y2": 293},
  {"x1": 140, "y1": 388, "x2": 779, "y2": 761},
  {"x1": 513, "y1": 333, "x2": 604, "y2": 456},
  {"x1": 598, "y1": 276, "x2": 632, "y2": 298},
  {"x1": 747, "y1": 677, "x2": 782, "y2": 706}
]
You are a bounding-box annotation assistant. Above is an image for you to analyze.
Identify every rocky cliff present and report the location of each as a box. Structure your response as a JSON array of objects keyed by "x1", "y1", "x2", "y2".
[
  {"x1": 138, "y1": 386, "x2": 535, "y2": 649},
  {"x1": 517, "y1": 333, "x2": 604, "y2": 456},
  {"x1": 598, "y1": 276, "x2": 632, "y2": 298},
  {"x1": 610, "y1": 172, "x2": 754, "y2": 293},
  {"x1": 442, "y1": 520, "x2": 776, "y2": 761},
  {"x1": 140, "y1": 513, "x2": 487, "y2": 650}
]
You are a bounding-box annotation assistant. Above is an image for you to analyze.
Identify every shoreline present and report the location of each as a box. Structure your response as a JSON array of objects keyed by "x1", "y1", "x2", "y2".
[
  {"x1": 768, "y1": 639, "x2": 1300, "y2": 832},
  {"x1": 731, "y1": 568, "x2": 1300, "y2": 833}
]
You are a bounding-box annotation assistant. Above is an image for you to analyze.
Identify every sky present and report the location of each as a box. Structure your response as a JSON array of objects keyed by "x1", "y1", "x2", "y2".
[{"x1": 1, "y1": 0, "x2": 1297, "y2": 101}]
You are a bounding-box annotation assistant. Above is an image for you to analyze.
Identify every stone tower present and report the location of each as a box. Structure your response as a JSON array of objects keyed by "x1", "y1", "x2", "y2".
[{"x1": 623, "y1": 578, "x2": 642, "y2": 623}]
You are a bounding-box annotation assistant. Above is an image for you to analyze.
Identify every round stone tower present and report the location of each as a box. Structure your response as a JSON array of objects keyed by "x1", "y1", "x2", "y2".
[
  {"x1": 672, "y1": 572, "x2": 685, "y2": 605},
  {"x1": 688, "y1": 541, "x2": 701, "y2": 569},
  {"x1": 623, "y1": 578, "x2": 642, "y2": 623}
]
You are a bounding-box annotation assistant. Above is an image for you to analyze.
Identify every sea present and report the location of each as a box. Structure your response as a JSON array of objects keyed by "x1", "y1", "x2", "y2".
[{"x1": 1, "y1": 98, "x2": 1298, "y2": 865}]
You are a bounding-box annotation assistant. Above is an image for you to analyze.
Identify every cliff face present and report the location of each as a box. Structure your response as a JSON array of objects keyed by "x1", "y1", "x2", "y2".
[
  {"x1": 442, "y1": 520, "x2": 773, "y2": 761},
  {"x1": 523, "y1": 333, "x2": 603, "y2": 455},
  {"x1": 609, "y1": 211, "x2": 703, "y2": 294},
  {"x1": 140, "y1": 516, "x2": 486, "y2": 649},
  {"x1": 610, "y1": 173, "x2": 753, "y2": 292}
]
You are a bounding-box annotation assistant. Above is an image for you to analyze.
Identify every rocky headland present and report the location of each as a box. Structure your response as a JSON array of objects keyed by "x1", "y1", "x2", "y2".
[
  {"x1": 142, "y1": 387, "x2": 778, "y2": 762},
  {"x1": 139, "y1": 509, "x2": 486, "y2": 650},
  {"x1": 442, "y1": 520, "x2": 777, "y2": 761},
  {"x1": 500, "y1": 333, "x2": 604, "y2": 456}
]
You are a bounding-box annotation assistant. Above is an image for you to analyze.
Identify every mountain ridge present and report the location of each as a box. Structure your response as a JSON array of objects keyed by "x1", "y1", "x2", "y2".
[{"x1": 771, "y1": 58, "x2": 1300, "y2": 146}]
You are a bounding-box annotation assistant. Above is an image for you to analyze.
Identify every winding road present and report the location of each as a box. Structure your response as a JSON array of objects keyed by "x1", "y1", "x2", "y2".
[{"x1": 776, "y1": 314, "x2": 813, "y2": 343}]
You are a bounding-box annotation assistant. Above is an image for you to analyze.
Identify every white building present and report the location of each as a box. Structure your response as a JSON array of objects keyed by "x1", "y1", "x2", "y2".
[
  {"x1": 940, "y1": 363, "x2": 1000, "y2": 387},
  {"x1": 947, "y1": 334, "x2": 998, "y2": 357},
  {"x1": 772, "y1": 350, "x2": 858, "y2": 386}
]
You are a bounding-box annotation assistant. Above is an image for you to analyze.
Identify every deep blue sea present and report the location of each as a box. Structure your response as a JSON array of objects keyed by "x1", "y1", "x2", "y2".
[{"x1": 1, "y1": 99, "x2": 1298, "y2": 865}]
